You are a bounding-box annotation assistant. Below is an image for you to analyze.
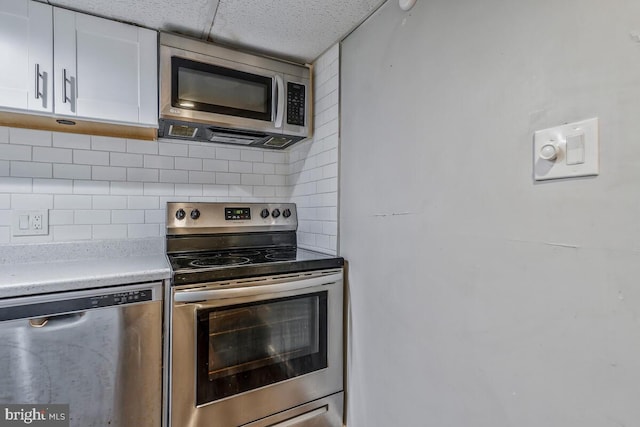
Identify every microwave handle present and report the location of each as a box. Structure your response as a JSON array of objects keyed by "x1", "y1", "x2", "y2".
[
  {"x1": 274, "y1": 74, "x2": 285, "y2": 128},
  {"x1": 174, "y1": 272, "x2": 342, "y2": 303}
]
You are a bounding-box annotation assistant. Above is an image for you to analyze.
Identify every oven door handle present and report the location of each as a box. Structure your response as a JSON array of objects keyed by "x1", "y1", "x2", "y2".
[{"x1": 174, "y1": 272, "x2": 342, "y2": 303}]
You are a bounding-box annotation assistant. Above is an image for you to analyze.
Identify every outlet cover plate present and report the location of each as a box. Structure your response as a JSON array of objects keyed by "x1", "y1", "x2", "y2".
[{"x1": 12, "y1": 209, "x2": 49, "y2": 236}]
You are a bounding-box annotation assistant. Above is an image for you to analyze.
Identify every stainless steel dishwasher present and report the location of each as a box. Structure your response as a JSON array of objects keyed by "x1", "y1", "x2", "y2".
[{"x1": 0, "y1": 281, "x2": 163, "y2": 427}]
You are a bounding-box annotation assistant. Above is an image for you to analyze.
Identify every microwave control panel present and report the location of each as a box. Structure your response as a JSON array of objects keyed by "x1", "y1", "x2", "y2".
[{"x1": 287, "y1": 82, "x2": 306, "y2": 126}]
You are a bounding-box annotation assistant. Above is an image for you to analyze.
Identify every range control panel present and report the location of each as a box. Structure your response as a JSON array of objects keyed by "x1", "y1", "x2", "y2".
[{"x1": 167, "y1": 202, "x2": 298, "y2": 234}]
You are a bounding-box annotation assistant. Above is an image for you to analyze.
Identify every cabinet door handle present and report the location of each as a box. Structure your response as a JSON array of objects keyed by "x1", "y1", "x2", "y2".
[
  {"x1": 34, "y1": 64, "x2": 43, "y2": 100},
  {"x1": 62, "y1": 69, "x2": 71, "y2": 104}
]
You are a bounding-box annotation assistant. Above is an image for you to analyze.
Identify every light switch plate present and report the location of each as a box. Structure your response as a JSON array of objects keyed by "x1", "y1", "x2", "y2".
[{"x1": 534, "y1": 117, "x2": 599, "y2": 181}]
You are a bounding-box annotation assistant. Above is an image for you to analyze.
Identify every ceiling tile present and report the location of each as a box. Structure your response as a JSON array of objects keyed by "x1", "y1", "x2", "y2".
[
  {"x1": 209, "y1": 0, "x2": 383, "y2": 63},
  {"x1": 47, "y1": 0, "x2": 219, "y2": 38}
]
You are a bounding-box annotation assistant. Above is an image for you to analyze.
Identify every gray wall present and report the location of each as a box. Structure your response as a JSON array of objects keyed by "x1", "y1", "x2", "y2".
[{"x1": 340, "y1": 0, "x2": 640, "y2": 426}]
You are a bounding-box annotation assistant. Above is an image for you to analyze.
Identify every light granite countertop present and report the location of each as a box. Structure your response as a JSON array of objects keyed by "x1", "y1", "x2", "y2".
[{"x1": 0, "y1": 238, "x2": 171, "y2": 299}]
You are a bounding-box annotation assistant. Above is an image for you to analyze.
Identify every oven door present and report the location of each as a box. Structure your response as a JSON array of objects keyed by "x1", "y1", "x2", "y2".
[{"x1": 169, "y1": 269, "x2": 343, "y2": 427}]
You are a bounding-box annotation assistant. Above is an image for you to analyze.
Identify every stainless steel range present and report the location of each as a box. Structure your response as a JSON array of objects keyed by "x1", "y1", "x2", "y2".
[{"x1": 165, "y1": 202, "x2": 344, "y2": 427}]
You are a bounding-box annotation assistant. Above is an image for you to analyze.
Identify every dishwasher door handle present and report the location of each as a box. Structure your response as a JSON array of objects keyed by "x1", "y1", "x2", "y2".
[
  {"x1": 174, "y1": 272, "x2": 342, "y2": 303},
  {"x1": 29, "y1": 312, "x2": 85, "y2": 328}
]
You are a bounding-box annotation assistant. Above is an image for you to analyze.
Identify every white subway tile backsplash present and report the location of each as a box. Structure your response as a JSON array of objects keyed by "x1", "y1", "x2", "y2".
[
  {"x1": 11, "y1": 161, "x2": 52, "y2": 178},
  {"x1": 263, "y1": 152, "x2": 287, "y2": 164},
  {"x1": 175, "y1": 157, "x2": 202, "y2": 171},
  {"x1": 203, "y1": 159, "x2": 228, "y2": 172},
  {"x1": 33, "y1": 179, "x2": 73, "y2": 194},
  {"x1": 229, "y1": 161, "x2": 253, "y2": 174},
  {"x1": 0, "y1": 127, "x2": 9, "y2": 144},
  {"x1": 73, "y1": 149, "x2": 109, "y2": 165},
  {"x1": 202, "y1": 184, "x2": 229, "y2": 197},
  {"x1": 0, "y1": 161, "x2": 8, "y2": 176},
  {"x1": 110, "y1": 182, "x2": 143, "y2": 195},
  {"x1": 128, "y1": 223, "x2": 160, "y2": 238},
  {"x1": 1, "y1": 144, "x2": 31, "y2": 161},
  {"x1": 53, "y1": 132, "x2": 91, "y2": 149},
  {"x1": 1, "y1": 178, "x2": 32, "y2": 193},
  {"x1": 74, "y1": 180, "x2": 110, "y2": 195},
  {"x1": 92, "y1": 136, "x2": 126, "y2": 152},
  {"x1": 127, "y1": 168, "x2": 159, "y2": 182},
  {"x1": 92, "y1": 195, "x2": 127, "y2": 210},
  {"x1": 241, "y1": 150, "x2": 264, "y2": 162},
  {"x1": 12, "y1": 193, "x2": 53, "y2": 209},
  {"x1": 216, "y1": 147, "x2": 241, "y2": 161},
  {"x1": 0, "y1": 227, "x2": 10, "y2": 243},
  {"x1": 144, "y1": 155, "x2": 174, "y2": 169},
  {"x1": 144, "y1": 209, "x2": 165, "y2": 224},
  {"x1": 10, "y1": 128, "x2": 51, "y2": 147},
  {"x1": 128, "y1": 196, "x2": 159, "y2": 210},
  {"x1": 0, "y1": 194, "x2": 10, "y2": 209},
  {"x1": 112, "y1": 209, "x2": 144, "y2": 224},
  {"x1": 188, "y1": 171, "x2": 215, "y2": 184},
  {"x1": 127, "y1": 139, "x2": 158, "y2": 154},
  {"x1": 74, "y1": 210, "x2": 111, "y2": 224},
  {"x1": 265, "y1": 175, "x2": 286, "y2": 186},
  {"x1": 175, "y1": 184, "x2": 203, "y2": 196},
  {"x1": 215, "y1": 173, "x2": 241, "y2": 185},
  {"x1": 159, "y1": 169, "x2": 189, "y2": 183},
  {"x1": 54, "y1": 195, "x2": 91, "y2": 209},
  {"x1": 253, "y1": 163, "x2": 275, "y2": 174},
  {"x1": 189, "y1": 144, "x2": 217, "y2": 159},
  {"x1": 53, "y1": 225, "x2": 92, "y2": 241},
  {"x1": 241, "y1": 174, "x2": 264, "y2": 186},
  {"x1": 110, "y1": 152, "x2": 143, "y2": 167},
  {"x1": 254, "y1": 186, "x2": 275, "y2": 198},
  {"x1": 49, "y1": 210, "x2": 74, "y2": 225},
  {"x1": 159, "y1": 141, "x2": 188, "y2": 157},
  {"x1": 228, "y1": 185, "x2": 254, "y2": 198},
  {"x1": 92, "y1": 224, "x2": 128, "y2": 239},
  {"x1": 54, "y1": 164, "x2": 91, "y2": 180},
  {"x1": 92, "y1": 166, "x2": 127, "y2": 181},
  {"x1": 144, "y1": 183, "x2": 175, "y2": 196}
]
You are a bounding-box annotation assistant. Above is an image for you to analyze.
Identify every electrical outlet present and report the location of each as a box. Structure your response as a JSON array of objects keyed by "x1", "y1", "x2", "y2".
[{"x1": 12, "y1": 209, "x2": 49, "y2": 236}]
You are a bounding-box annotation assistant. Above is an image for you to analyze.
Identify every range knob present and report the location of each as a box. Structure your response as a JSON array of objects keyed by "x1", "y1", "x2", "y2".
[
  {"x1": 282, "y1": 208, "x2": 291, "y2": 218},
  {"x1": 272, "y1": 208, "x2": 281, "y2": 218},
  {"x1": 175, "y1": 209, "x2": 186, "y2": 220},
  {"x1": 260, "y1": 208, "x2": 270, "y2": 218},
  {"x1": 190, "y1": 209, "x2": 200, "y2": 220}
]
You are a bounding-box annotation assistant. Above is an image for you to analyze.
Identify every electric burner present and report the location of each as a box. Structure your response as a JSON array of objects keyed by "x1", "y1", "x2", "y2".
[
  {"x1": 189, "y1": 256, "x2": 250, "y2": 268},
  {"x1": 166, "y1": 202, "x2": 344, "y2": 284}
]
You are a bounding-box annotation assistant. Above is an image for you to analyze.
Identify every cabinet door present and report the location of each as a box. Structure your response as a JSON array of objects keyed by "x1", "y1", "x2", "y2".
[
  {"x1": 54, "y1": 9, "x2": 157, "y2": 126},
  {"x1": 0, "y1": 0, "x2": 53, "y2": 113}
]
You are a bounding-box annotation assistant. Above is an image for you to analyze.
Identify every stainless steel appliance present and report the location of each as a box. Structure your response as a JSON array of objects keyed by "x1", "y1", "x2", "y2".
[
  {"x1": 0, "y1": 282, "x2": 163, "y2": 427},
  {"x1": 165, "y1": 202, "x2": 344, "y2": 427},
  {"x1": 159, "y1": 33, "x2": 311, "y2": 149}
]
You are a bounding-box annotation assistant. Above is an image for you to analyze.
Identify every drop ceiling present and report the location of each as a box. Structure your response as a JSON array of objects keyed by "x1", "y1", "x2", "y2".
[{"x1": 42, "y1": 0, "x2": 386, "y2": 63}]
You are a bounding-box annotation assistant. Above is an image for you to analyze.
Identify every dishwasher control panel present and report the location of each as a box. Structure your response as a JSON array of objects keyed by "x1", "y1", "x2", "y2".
[{"x1": 0, "y1": 284, "x2": 160, "y2": 322}]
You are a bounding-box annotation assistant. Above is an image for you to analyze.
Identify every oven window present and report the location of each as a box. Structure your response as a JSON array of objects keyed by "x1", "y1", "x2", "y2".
[
  {"x1": 172, "y1": 57, "x2": 272, "y2": 121},
  {"x1": 196, "y1": 292, "x2": 328, "y2": 405}
]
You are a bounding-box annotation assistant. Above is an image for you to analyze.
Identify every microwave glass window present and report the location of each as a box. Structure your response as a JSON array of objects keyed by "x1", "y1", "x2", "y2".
[
  {"x1": 196, "y1": 292, "x2": 328, "y2": 404},
  {"x1": 172, "y1": 58, "x2": 272, "y2": 121}
]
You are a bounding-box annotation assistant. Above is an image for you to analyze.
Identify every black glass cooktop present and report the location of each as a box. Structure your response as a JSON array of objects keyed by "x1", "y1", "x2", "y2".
[{"x1": 168, "y1": 247, "x2": 344, "y2": 285}]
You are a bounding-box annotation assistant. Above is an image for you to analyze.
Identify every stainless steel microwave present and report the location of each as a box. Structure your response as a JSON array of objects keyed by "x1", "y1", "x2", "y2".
[{"x1": 159, "y1": 33, "x2": 312, "y2": 149}]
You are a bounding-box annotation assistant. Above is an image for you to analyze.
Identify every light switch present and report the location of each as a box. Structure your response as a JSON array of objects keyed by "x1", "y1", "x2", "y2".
[
  {"x1": 19, "y1": 215, "x2": 29, "y2": 230},
  {"x1": 533, "y1": 117, "x2": 599, "y2": 181},
  {"x1": 566, "y1": 134, "x2": 585, "y2": 165}
]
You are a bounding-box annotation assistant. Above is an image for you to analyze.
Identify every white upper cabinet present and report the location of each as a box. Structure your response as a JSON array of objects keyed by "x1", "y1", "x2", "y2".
[
  {"x1": 54, "y1": 9, "x2": 157, "y2": 126},
  {"x1": 0, "y1": 0, "x2": 53, "y2": 113},
  {"x1": 0, "y1": 0, "x2": 157, "y2": 128}
]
